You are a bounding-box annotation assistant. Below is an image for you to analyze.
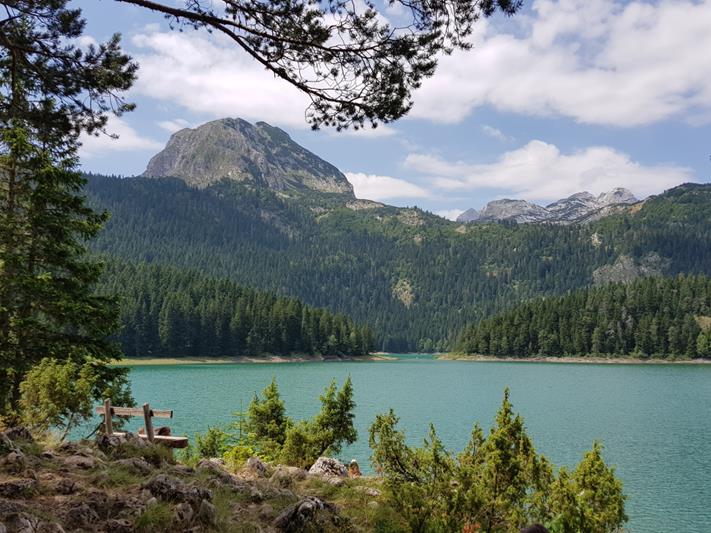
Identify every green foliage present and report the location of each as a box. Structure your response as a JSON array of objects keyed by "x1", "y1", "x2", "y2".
[
  {"x1": 369, "y1": 389, "x2": 627, "y2": 533},
  {"x1": 194, "y1": 377, "x2": 357, "y2": 469},
  {"x1": 135, "y1": 501, "x2": 174, "y2": 532},
  {"x1": 19, "y1": 357, "x2": 130, "y2": 441},
  {"x1": 458, "y1": 274, "x2": 711, "y2": 358},
  {"x1": 244, "y1": 378, "x2": 290, "y2": 456},
  {"x1": 0, "y1": 1, "x2": 135, "y2": 417},
  {"x1": 97, "y1": 261, "x2": 373, "y2": 358},
  {"x1": 87, "y1": 174, "x2": 711, "y2": 352}
]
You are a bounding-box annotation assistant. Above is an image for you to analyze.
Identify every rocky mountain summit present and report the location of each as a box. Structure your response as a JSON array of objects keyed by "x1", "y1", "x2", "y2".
[
  {"x1": 457, "y1": 188, "x2": 638, "y2": 224},
  {"x1": 143, "y1": 118, "x2": 354, "y2": 196}
]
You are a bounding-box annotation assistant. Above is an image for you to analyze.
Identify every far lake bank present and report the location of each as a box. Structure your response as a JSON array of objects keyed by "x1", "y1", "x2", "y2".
[
  {"x1": 439, "y1": 353, "x2": 711, "y2": 364},
  {"x1": 115, "y1": 354, "x2": 396, "y2": 366}
]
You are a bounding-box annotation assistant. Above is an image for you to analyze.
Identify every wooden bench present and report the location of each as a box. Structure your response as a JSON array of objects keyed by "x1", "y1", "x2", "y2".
[{"x1": 95, "y1": 399, "x2": 189, "y2": 448}]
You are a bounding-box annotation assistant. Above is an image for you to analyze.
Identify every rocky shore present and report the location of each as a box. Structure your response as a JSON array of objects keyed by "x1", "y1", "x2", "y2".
[{"x1": 0, "y1": 428, "x2": 385, "y2": 532}]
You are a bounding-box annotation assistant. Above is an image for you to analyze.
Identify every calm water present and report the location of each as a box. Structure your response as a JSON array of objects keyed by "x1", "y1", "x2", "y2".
[{"x1": 117, "y1": 356, "x2": 711, "y2": 533}]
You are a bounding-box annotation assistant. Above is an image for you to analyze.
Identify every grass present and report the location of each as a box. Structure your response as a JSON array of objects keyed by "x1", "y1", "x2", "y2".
[
  {"x1": 135, "y1": 501, "x2": 174, "y2": 532},
  {"x1": 94, "y1": 464, "x2": 143, "y2": 488}
]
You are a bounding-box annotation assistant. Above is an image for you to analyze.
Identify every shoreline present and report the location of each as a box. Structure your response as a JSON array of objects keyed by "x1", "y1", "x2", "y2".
[
  {"x1": 113, "y1": 354, "x2": 396, "y2": 366},
  {"x1": 438, "y1": 354, "x2": 711, "y2": 365}
]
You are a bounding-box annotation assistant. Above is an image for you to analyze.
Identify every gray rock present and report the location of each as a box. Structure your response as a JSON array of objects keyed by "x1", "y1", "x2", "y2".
[
  {"x1": 0, "y1": 451, "x2": 27, "y2": 474},
  {"x1": 65, "y1": 504, "x2": 99, "y2": 529},
  {"x1": 104, "y1": 519, "x2": 132, "y2": 533},
  {"x1": 198, "y1": 500, "x2": 217, "y2": 526},
  {"x1": 63, "y1": 455, "x2": 95, "y2": 469},
  {"x1": 273, "y1": 497, "x2": 340, "y2": 532},
  {"x1": 143, "y1": 474, "x2": 212, "y2": 505},
  {"x1": 1, "y1": 428, "x2": 33, "y2": 444},
  {"x1": 0, "y1": 479, "x2": 38, "y2": 499},
  {"x1": 51, "y1": 478, "x2": 77, "y2": 495},
  {"x1": 2, "y1": 512, "x2": 38, "y2": 533},
  {"x1": 270, "y1": 465, "x2": 306, "y2": 487},
  {"x1": 174, "y1": 502, "x2": 194, "y2": 524},
  {"x1": 308, "y1": 457, "x2": 348, "y2": 478},
  {"x1": 458, "y1": 187, "x2": 639, "y2": 226},
  {"x1": 143, "y1": 118, "x2": 354, "y2": 196},
  {"x1": 246, "y1": 456, "x2": 268, "y2": 478},
  {"x1": 114, "y1": 457, "x2": 152, "y2": 475}
]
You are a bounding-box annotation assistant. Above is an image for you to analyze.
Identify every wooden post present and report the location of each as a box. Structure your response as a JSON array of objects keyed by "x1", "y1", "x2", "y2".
[
  {"x1": 104, "y1": 398, "x2": 113, "y2": 435},
  {"x1": 142, "y1": 403, "x2": 155, "y2": 443}
]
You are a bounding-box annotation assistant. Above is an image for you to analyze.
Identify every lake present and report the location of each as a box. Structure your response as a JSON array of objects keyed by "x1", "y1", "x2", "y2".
[{"x1": 117, "y1": 355, "x2": 711, "y2": 533}]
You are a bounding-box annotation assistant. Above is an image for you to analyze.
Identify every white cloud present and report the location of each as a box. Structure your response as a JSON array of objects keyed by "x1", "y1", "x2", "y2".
[
  {"x1": 131, "y1": 30, "x2": 312, "y2": 128},
  {"x1": 410, "y1": 0, "x2": 711, "y2": 127},
  {"x1": 345, "y1": 172, "x2": 431, "y2": 201},
  {"x1": 435, "y1": 208, "x2": 465, "y2": 221},
  {"x1": 157, "y1": 118, "x2": 191, "y2": 133},
  {"x1": 482, "y1": 125, "x2": 514, "y2": 142},
  {"x1": 405, "y1": 140, "x2": 692, "y2": 201},
  {"x1": 330, "y1": 125, "x2": 398, "y2": 138},
  {"x1": 79, "y1": 117, "x2": 163, "y2": 159}
]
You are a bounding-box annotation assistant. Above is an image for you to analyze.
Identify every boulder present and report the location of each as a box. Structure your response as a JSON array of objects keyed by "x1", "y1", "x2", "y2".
[
  {"x1": 0, "y1": 451, "x2": 27, "y2": 474},
  {"x1": 63, "y1": 455, "x2": 96, "y2": 469},
  {"x1": 2, "y1": 428, "x2": 33, "y2": 444},
  {"x1": 51, "y1": 478, "x2": 78, "y2": 495},
  {"x1": 65, "y1": 503, "x2": 99, "y2": 529},
  {"x1": 246, "y1": 456, "x2": 268, "y2": 478},
  {"x1": 270, "y1": 466, "x2": 307, "y2": 488},
  {"x1": 0, "y1": 479, "x2": 38, "y2": 499},
  {"x1": 143, "y1": 474, "x2": 212, "y2": 505},
  {"x1": 104, "y1": 519, "x2": 132, "y2": 533},
  {"x1": 174, "y1": 502, "x2": 194, "y2": 524},
  {"x1": 273, "y1": 497, "x2": 340, "y2": 532},
  {"x1": 308, "y1": 457, "x2": 348, "y2": 478},
  {"x1": 114, "y1": 457, "x2": 153, "y2": 475},
  {"x1": 2, "y1": 512, "x2": 39, "y2": 533},
  {"x1": 198, "y1": 500, "x2": 217, "y2": 526}
]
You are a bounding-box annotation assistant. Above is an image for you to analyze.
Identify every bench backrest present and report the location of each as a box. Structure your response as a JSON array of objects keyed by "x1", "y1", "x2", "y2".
[{"x1": 95, "y1": 399, "x2": 173, "y2": 443}]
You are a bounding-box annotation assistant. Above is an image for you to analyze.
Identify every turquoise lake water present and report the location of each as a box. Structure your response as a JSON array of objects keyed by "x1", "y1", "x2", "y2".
[{"x1": 116, "y1": 356, "x2": 711, "y2": 532}]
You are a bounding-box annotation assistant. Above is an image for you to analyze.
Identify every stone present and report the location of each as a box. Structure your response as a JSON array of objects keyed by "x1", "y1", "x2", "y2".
[
  {"x1": 2, "y1": 512, "x2": 39, "y2": 533},
  {"x1": 246, "y1": 456, "x2": 268, "y2": 478},
  {"x1": 35, "y1": 522, "x2": 65, "y2": 533},
  {"x1": 52, "y1": 478, "x2": 78, "y2": 495},
  {"x1": 348, "y1": 459, "x2": 361, "y2": 478},
  {"x1": 63, "y1": 455, "x2": 95, "y2": 469},
  {"x1": 269, "y1": 466, "x2": 306, "y2": 488},
  {"x1": 354, "y1": 486, "x2": 381, "y2": 497},
  {"x1": 0, "y1": 451, "x2": 27, "y2": 474},
  {"x1": 273, "y1": 497, "x2": 340, "y2": 532},
  {"x1": 2, "y1": 428, "x2": 33, "y2": 444},
  {"x1": 308, "y1": 457, "x2": 348, "y2": 478},
  {"x1": 65, "y1": 504, "x2": 99, "y2": 529},
  {"x1": 174, "y1": 502, "x2": 194, "y2": 524},
  {"x1": 114, "y1": 457, "x2": 152, "y2": 475},
  {"x1": 0, "y1": 479, "x2": 38, "y2": 499},
  {"x1": 143, "y1": 474, "x2": 212, "y2": 505},
  {"x1": 198, "y1": 500, "x2": 217, "y2": 526},
  {"x1": 104, "y1": 519, "x2": 132, "y2": 533}
]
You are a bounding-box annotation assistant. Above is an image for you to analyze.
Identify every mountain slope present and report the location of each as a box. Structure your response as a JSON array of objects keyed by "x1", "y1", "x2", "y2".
[
  {"x1": 143, "y1": 118, "x2": 354, "y2": 195},
  {"x1": 456, "y1": 274, "x2": 711, "y2": 358},
  {"x1": 86, "y1": 173, "x2": 711, "y2": 351}
]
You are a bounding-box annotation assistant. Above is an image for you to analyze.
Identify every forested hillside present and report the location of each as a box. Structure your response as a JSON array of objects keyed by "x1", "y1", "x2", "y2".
[
  {"x1": 98, "y1": 262, "x2": 374, "y2": 357},
  {"x1": 87, "y1": 176, "x2": 711, "y2": 351},
  {"x1": 456, "y1": 275, "x2": 711, "y2": 358}
]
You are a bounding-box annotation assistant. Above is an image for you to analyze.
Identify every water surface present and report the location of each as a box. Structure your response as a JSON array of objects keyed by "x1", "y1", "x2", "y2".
[{"x1": 119, "y1": 356, "x2": 711, "y2": 533}]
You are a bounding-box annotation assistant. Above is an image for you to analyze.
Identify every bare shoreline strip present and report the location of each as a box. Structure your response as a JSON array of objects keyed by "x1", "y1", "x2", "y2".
[
  {"x1": 113, "y1": 354, "x2": 395, "y2": 366},
  {"x1": 438, "y1": 354, "x2": 711, "y2": 365}
]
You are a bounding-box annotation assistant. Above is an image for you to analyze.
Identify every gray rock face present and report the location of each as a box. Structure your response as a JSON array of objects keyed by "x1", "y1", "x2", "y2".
[
  {"x1": 457, "y1": 188, "x2": 638, "y2": 225},
  {"x1": 143, "y1": 118, "x2": 354, "y2": 196},
  {"x1": 456, "y1": 208, "x2": 480, "y2": 222}
]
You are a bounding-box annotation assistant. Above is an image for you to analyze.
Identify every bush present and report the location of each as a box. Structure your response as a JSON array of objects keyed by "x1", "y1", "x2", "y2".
[{"x1": 369, "y1": 389, "x2": 627, "y2": 533}]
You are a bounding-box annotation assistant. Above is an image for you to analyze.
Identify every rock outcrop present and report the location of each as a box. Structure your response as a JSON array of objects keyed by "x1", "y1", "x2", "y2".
[
  {"x1": 457, "y1": 188, "x2": 639, "y2": 225},
  {"x1": 143, "y1": 118, "x2": 354, "y2": 196}
]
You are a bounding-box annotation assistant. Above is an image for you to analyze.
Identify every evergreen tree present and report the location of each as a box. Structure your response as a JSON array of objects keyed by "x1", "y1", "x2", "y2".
[{"x1": 0, "y1": 2, "x2": 136, "y2": 416}]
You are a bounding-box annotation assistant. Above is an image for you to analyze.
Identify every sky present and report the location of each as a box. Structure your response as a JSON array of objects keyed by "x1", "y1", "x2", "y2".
[{"x1": 78, "y1": 0, "x2": 711, "y2": 219}]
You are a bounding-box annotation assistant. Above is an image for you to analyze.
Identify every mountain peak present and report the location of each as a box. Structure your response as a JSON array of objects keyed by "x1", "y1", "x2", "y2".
[
  {"x1": 142, "y1": 118, "x2": 354, "y2": 196},
  {"x1": 457, "y1": 187, "x2": 639, "y2": 225}
]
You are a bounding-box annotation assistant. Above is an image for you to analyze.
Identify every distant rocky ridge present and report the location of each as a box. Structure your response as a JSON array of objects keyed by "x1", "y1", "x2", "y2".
[
  {"x1": 143, "y1": 118, "x2": 354, "y2": 196},
  {"x1": 457, "y1": 188, "x2": 638, "y2": 225}
]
